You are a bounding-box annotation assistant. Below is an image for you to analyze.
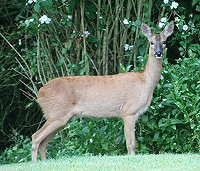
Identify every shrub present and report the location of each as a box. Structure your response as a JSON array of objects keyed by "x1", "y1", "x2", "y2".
[
  {"x1": 0, "y1": 135, "x2": 31, "y2": 164},
  {"x1": 137, "y1": 53, "x2": 200, "y2": 153}
]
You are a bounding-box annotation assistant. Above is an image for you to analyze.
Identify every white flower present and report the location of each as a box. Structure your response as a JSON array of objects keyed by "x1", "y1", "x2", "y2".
[
  {"x1": 82, "y1": 31, "x2": 90, "y2": 38},
  {"x1": 158, "y1": 22, "x2": 165, "y2": 28},
  {"x1": 182, "y1": 25, "x2": 188, "y2": 31},
  {"x1": 89, "y1": 138, "x2": 93, "y2": 143},
  {"x1": 124, "y1": 44, "x2": 129, "y2": 51},
  {"x1": 25, "y1": 19, "x2": 34, "y2": 27},
  {"x1": 25, "y1": 20, "x2": 30, "y2": 27},
  {"x1": 175, "y1": 17, "x2": 180, "y2": 22},
  {"x1": 163, "y1": 0, "x2": 169, "y2": 4},
  {"x1": 27, "y1": 0, "x2": 37, "y2": 5},
  {"x1": 99, "y1": 16, "x2": 103, "y2": 19},
  {"x1": 18, "y1": 39, "x2": 22, "y2": 46},
  {"x1": 171, "y1": 1, "x2": 179, "y2": 9},
  {"x1": 29, "y1": 18, "x2": 34, "y2": 22},
  {"x1": 123, "y1": 19, "x2": 129, "y2": 25},
  {"x1": 39, "y1": 15, "x2": 51, "y2": 24},
  {"x1": 130, "y1": 45, "x2": 133, "y2": 50},
  {"x1": 67, "y1": 15, "x2": 72, "y2": 20},
  {"x1": 124, "y1": 44, "x2": 133, "y2": 51},
  {"x1": 160, "y1": 17, "x2": 167, "y2": 23}
]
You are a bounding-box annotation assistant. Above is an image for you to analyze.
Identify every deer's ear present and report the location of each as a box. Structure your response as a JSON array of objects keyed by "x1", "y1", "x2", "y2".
[
  {"x1": 141, "y1": 23, "x2": 152, "y2": 38},
  {"x1": 161, "y1": 21, "x2": 174, "y2": 38}
]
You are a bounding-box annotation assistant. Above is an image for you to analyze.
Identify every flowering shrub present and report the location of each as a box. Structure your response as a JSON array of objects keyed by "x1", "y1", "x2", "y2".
[{"x1": 18, "y1": 0, "x2": 199, "y2": 74}]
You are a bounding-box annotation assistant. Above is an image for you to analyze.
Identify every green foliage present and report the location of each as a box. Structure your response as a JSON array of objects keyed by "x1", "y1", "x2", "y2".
[
  {"x1": 0, "y1": 0, "x2": 199, "y2": 164},
  {"x1": 0, "y1": 135, "x2": 31, "y2": 164},
  {"x1": 46, "y1": 118, "x2": 126, "y2": 159},
  {"x1": 137, "y1": 55, "x2": 200, "y2": 154}
]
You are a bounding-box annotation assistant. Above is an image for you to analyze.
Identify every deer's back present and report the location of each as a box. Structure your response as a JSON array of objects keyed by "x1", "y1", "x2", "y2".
[{"x1": 37, "y1": 73, "x2": 148, "y2": 119}]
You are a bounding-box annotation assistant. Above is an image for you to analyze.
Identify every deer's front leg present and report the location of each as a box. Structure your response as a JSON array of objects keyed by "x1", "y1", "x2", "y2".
[{"x1": 123, "y1": 115, "x2": 137, "y2": 155}]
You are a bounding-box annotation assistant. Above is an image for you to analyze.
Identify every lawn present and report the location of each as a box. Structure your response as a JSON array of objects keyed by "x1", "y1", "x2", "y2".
[{"x1": 1, "y1": 154, "x2": 200, "y2": 171}]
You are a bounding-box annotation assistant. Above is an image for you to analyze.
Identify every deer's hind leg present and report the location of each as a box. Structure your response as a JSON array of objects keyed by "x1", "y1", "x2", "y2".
[
  {"x1": 39, "y1": 127, "x2": 63, "y2": 160},
  {"x1": 32, "y1": 113, "x2": 72, "y2": 162}
]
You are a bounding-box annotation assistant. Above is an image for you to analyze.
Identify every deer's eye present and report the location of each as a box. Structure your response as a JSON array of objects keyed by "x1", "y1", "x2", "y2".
[
  {"x1": 163, "y1": 41, "x2": 166, "y2": 44},
  {"x1": 150, "y1": 42, "x2": 154, "y2": 45}
]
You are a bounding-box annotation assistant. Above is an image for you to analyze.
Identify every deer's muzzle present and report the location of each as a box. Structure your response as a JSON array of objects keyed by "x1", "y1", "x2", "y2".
[{"x1": 155, "y1": 51, "x2": 163, "y2": 58}]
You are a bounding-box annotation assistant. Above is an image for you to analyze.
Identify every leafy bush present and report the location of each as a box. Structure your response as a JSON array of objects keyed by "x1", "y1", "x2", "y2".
[
  {"x1": 137, "y1": 53, "x2": 200, "y2": 153},
  {"x1": 47, "y1": 118, "x2": 126, "y2": 158},
  {"x1": 0, "y1": 135, "x2": 31, "y2": 164}
]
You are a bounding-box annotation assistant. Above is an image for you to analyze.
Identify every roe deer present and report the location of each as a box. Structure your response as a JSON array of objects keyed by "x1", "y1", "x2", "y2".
[{"x1": 32, "y1": 21, "x2": 174, "y2": 162}]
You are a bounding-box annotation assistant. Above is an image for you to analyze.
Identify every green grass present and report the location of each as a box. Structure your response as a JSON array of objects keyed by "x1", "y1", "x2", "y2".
[{"x1": 1, "y1": 154, "x2": 200, "y2": 171}]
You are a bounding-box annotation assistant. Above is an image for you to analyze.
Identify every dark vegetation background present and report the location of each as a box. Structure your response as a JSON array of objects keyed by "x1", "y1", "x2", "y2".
[{"x1": 0, "y1": 0, "x2": 199, "y2": 163}]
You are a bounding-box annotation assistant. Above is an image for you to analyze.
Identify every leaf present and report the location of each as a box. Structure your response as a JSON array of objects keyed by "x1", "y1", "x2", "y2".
[
  {"x1": 125, "y1": 65, "x2": 133, "y2": 72},
  {"x1": 79, "y1": 67, "x2": 87, "y2": 76},
  {"x1": 102, "y1": 143, "x2": 109, "y2": 151},
  {"x1": 192, "y1": 0, "x2": 200, "y2": 6},
  {"x1": 153, "y1": 132, "x2": 160, "y2": 140},
  {"x1": 18, "y1": 149, "x2": 24, "y2": 154},
  {"x1": 135, "y1": 20, "x2": 141, "y2": 26},
  {"x1": 67, "y1": 41, "x2": 72, "y2": 50},
  {"x1": 115, "y1": 135, "x2": 123, "y2": 145},
  {"x1": 42, "y1": 0, "x2": 53, "y2": 9},
  {"x1": 164, "y1": 83, "x2": 173, "y2": 88},
  {"x1": 34, "y1": 3, "x2": 41, "y2": 13},
  {"x1": 56, "y1": 57, "x2": 65, "y2": 66},
  {"x1": 171, "y1": 125, "x2": 176, "y2": 130},
  {"x1": 62, "y1": 48, "x2": 67, "y2": 55},
  {"x1": 196, "y1": 5, "x2": 200, "y2": 12},
  {"x1": 79, "y1": 60, "x2": 85, "y2": 65},
  {"x1": 141, "y1": 115, "x2": 148, "y2": 124},
  {"x1": 158, "y1": 119, "x2": 163, "y2": 127},
  {"x1": 138, "y1": 137, "x2": 144, "y2": 142},
  {"x1": 170, "y1": 118, "x2": 183, "y2": 125}
]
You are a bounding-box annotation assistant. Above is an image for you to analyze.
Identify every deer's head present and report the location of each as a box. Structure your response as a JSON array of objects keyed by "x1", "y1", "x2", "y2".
[{"x1": 141, "y1": 21, "x2": 174, "y2": 58}]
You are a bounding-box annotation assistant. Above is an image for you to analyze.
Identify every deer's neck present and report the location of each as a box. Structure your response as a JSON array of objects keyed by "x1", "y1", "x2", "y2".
[{"x1": 143, "y1": 50, "x2": 163, "y2": 92}]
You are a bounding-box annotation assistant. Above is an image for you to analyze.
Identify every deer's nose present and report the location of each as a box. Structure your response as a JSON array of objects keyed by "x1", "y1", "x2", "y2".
[{"x1": 155, "y1": 51, "x2": 163, "y2": 58}]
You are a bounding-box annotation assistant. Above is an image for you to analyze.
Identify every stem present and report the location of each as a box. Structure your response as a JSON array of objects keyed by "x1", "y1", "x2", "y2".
[
  {"x1": 80, "y1": 0, "x2": 89, "y2": 75},
  {"x1": 97, "y1": 0, "x2": 101, "y2": 75},
  {"x1": 102, "y1": 26, "x2": 108, "y2": 75},
  {"x1": 113, "y1": 0, "x2": 119, "y2": 73},
  {"x1": 0, "y1": 32, "x2": 38, "y2": 96},
  {"x1": 132, "y1": 0, "x2": 143, "y2": 68},
  {"x1": 37, "y1": 33, "x2": 46, "y2": 85},
  {"x1": 148, "y1": 0, "x2": 152, "y2": 25}
]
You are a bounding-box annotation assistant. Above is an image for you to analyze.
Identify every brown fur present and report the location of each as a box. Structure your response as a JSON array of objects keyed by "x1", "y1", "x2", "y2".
[{"x1": 31, "y1": 21, "x2": 174, "y2": 162}]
